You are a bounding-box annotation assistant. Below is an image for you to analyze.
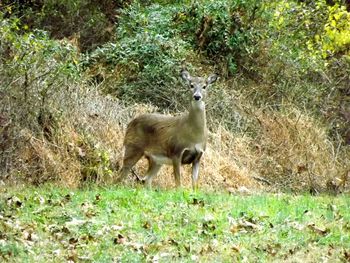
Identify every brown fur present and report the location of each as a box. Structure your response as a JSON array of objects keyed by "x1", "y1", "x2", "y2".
[
  {"x1": 124, "y1": 111, "x2": 207, "y2": 163},
  {"x1": 116, "y1": 70, "x2": 218, "y2": 188}
]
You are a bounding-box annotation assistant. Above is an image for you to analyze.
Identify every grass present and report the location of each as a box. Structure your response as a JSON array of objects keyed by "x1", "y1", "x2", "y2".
[{"x1": 1, "y1": 185, "x2": 349, "y2": 262}]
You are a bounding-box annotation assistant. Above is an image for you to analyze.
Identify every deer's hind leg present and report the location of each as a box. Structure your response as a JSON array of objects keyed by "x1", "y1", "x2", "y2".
[
  {"x1": 143, "y1": 157, "x2": 162, "y2": 188},
  {"x1": 116, "y1": 145, "x2": 143, "y2": 183}
]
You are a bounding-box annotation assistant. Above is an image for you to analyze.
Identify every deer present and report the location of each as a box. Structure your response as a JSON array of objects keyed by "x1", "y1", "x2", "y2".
[{"x1": 116, "y1": 69, "x2": 218, "y2": 189}]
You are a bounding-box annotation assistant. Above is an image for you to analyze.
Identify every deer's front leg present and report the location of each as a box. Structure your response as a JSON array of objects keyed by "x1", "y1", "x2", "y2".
[
  {"x1": 191, "y1": 159, "x2": 200, "y2": 190},
  {"x1": 192, "y1": 149, "x2": 203, "y2": 190},
  {"x1": 172, "y1": 158, "x2": 182, "y2": 187}
]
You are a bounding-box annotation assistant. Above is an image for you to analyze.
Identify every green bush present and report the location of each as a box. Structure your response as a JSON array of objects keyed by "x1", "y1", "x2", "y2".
[
  {"x1": 175, "y1": 0, "x2": 263, "y2": 76},
  {"x1": 0, "y1": 14, "x2": 81, "y2": 176},
  {"x1": 0, "y1": 15, "x2": 81, "y2": 127},
  {"x1": 1, "y1": 0, "x2": 130, "y2": 52},
  {"x1": 84, "y1": 3, "x2": 191, "y2": 109},
  {"x1": 83, "y1": 0, "x2": 263, "y2": 107},
  {"x1": 249, "y1": 0, "x2": 350, "y2": 143}
]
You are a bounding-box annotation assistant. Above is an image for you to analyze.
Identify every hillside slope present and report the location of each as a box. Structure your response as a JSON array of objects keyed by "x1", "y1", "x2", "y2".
[{"x1": 0, "y1": 0, "x2": 349, "y2": 192}]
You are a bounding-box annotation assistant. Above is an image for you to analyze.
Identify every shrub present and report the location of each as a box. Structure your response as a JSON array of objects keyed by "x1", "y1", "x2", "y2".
[
  {"x1": 83, "y1": 3, "x2": 193, "y2": 109},
  {"x1": 0, "y1": 15, "x2": 80, "y2": 181},
  {"x1": 174, "y1": 0, "x2": 263, "y2": 76},
  {"x1": 1, "y1": 0, "x2": 131, "y2": 51},
  {"x1": 0, "y1": 15, "x2": 80, "y2": 129},
  {"x1": 0, "y1": 14, "x2": 152, "y2": 186}
]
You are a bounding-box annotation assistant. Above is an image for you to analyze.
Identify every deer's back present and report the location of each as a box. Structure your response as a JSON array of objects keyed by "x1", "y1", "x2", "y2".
[
  {"x1": 124, "y1": 113, "x2": 205, "y2": 159},
  {"x1": 124, "y1": 113, "x2": 182, "y2": 148}
]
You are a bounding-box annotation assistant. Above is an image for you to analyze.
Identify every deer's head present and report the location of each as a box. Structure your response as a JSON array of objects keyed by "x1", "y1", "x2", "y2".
[{"x1": 181, "y1": 70, "x2": 218, "y2": 107}]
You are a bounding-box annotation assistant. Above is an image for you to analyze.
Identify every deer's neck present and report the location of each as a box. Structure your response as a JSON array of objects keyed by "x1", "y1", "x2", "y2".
[{"x1": 188, "y1": 101, "x2": 206, "y2": 133}]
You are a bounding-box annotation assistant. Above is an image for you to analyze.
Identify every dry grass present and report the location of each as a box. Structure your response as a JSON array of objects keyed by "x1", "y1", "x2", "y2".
[
  {"x1": 131, "y1": 105, "x2": 349, "y2": 192},
  {"x1": 243, "y1": 108, "x2": 349, "y2": 192},
  {"x1": 6, "y1": 90, "x2": 143, "y2": 187},
  {"x1": 1, "y1": 82, "x2": 349, "y2": 192}
]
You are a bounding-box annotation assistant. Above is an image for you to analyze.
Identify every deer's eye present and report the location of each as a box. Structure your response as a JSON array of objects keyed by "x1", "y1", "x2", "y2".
[
  {"x1": 190, "y1": 84, "x2": 194, "y2": 88},
  {"x1": 203, "y1": 85, "x2": 207, "y2": 89}
]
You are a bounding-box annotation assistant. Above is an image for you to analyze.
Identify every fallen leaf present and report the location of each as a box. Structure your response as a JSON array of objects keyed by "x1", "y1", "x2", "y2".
[
  {"x1": 80, "y1": 234, "x2": 95, "y2": 243},
  {"x1": 81, "y1": 202, "x2": 96, "y2": 218},
  {"x1": 67, "y1": 249, "x2": 78, "y2": 263},
  {"x1": 297, "y1": 164, "x2": 308, "y2": 173},
  {"x1": 151, "y1": 252, "x2": 171, "y2": 263},
  {"x1": 200, "y1": 243, "x2": 215, "y2": 254},
  {"x1": 34, "y1": 195, "x2": 45, "y2": 205},
  {"x1": 62, "y1": 226, "x2": 71, "y2": 234},
  {"x1": 53, "y1": 249, "x2": 61, "y2": 256},
  {"x1": 167, "y1": 238, "x2": 179, "y2": 246},
  {"x1": 114, "y1": 233, "x2": 127, "y2": 245},
  {"x1": 113, "y1": 234, "x2": 146, "y2": 254},
  {"x1": 111, "y1": 224, "x2": 124, "y2": 232},
  {"x1": 204, "y1": 213, "x2": 214, "y2": 222},
  {"x1": 230, "y1": 219, "x2": 261, "y2": 233},
  {"x1": 239, "y1": 219, "x2": 260, "y2": 230},
  {"x1": 230, "y1": 223, "x2": 240, "y2": 234},
  {"x1": 232, "y1": 244, "x2": 240, "y2": 253},
  {"x1": 95, "y1": 194, "x2": 101, "y2": 202},
  {"x1": 328, "y1": 246, "x2": 333, "y2": 256},
  {"x1": 191, "y1": 198, "x2": 205, "y2": 206},
  {"x1": 54, "y1": 232, "x2": 64, "y2": 241},
  {"x1": 237, "y1": 186, "x2": 251, "y2": 194},
  {"x1": 129, "y1": 241, "x2": 145, "y2": 253},
  {"x1": 22, "y1": 229, "x2": 38, "y2": 242},
  {"x1": 143, "y1": 221, "x2": 151, "y2": 230},
  {"x1": 289, "y1": 221, "x2": 305, "y2": 231},
  {"x1": 264, "y1": 243, "x2": 281, "y2": 256},
  {"x1": 200, "y1": 213, "x2": 217, "y2": 234},
  {"x1": 65, "y1": 218, "x2": 87, "y2": 227},
  {"x1": 78, "y1": 256, "x2": 92, "y2": 261},
  {"x1": 64, "y1": 194, "x2": 72, "y2": 201},
  {"x1": 69, "y1": 237, "x2": 79, "y2": 245},
  {"x1": 307, "y1": 223, "x2": 329, "y2": 236},
  {"x1": 7, "y1": 196, "x2": 23, "y2": 208},
  {"x1": 77, "y1": 146, "x2": 86, "y2": 158}
]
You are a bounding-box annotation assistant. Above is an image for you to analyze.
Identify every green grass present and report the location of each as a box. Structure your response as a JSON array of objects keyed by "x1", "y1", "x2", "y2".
[{"x1": 0, "y1": 185, "x2": 349, "y2": 262}]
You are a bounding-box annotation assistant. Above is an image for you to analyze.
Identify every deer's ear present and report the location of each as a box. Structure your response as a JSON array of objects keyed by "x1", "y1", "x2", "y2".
[
  {"x1": 180, "y1": 70, "x2": 191, "y2": 83},
  {"x1": 207, "y1": 74, "x2": 218, "y2": 85}
]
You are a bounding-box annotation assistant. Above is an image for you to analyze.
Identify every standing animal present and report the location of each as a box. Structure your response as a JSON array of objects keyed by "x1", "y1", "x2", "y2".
[{"x1": 116, "y1": 69, "x2": 218, "y2": 189}]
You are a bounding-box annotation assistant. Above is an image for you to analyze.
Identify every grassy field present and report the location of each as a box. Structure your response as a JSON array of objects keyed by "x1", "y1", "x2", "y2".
[{"x1": 0, "y1": 185, "x2": 349, "y2": 262}]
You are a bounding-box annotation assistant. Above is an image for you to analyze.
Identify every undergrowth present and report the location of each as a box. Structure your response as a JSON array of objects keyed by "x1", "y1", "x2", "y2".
[{"x1": 0, "y1": 1, "x2": 349, "y2": 192}]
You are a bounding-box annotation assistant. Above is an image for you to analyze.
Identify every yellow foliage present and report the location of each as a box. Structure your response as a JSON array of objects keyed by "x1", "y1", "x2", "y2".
[{"x1": 319, "y1": 4, "x2": 350, "y2": 58}]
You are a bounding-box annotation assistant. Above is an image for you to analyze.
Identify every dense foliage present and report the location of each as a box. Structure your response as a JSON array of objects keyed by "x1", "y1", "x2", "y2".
[{"x1": 0, "y1": 0, "x2": 349, "y2": 191}]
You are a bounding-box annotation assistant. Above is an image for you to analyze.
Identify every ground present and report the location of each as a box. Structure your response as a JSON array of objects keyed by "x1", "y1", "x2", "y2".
[{"x1": 1, "y1": 185, "x2": 349, "y2": 262}]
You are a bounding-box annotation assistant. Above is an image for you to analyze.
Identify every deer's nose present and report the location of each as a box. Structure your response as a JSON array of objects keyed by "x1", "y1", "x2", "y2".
[{"x1": 194, "y1": 95, "x2": 201, "y2": 101}]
